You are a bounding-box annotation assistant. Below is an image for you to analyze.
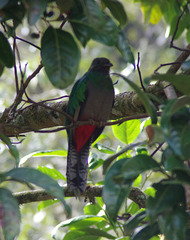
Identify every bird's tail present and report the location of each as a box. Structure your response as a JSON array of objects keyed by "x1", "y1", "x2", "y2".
[{"x1": 66, "y1": 137, "x2": 90, "y2": 196}]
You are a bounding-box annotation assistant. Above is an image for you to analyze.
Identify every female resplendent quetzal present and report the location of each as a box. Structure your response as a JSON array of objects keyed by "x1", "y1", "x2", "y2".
[{"x1": 66, "y1": 58, "x2": 114, "y2": 196}]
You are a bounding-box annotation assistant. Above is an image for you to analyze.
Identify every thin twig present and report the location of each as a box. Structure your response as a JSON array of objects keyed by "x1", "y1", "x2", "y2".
[
  {"x1": 16, "y1": 36, "x2": 41, "y2": 50},
  {"x1": 137, "y1": 52, "x2": 145, "y2": 91}
]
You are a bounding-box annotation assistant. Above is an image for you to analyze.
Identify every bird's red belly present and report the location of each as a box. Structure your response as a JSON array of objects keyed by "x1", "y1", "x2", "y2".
[{"x1": 75, "y1": 125, "x2": 96, "y2": 152}]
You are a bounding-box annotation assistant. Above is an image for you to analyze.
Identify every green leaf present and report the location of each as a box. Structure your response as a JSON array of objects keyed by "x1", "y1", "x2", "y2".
[
  {"x1": 88, "y1": 154, "x2": 104, "y2": 171},
  {"x1": 26, "y1": 0, "x2": 47, "y2": 25},
  {"x1": 102, "y1": 0, "x2": 127, "y2": 27},
  {"x1": 37, "y1": 166, "x2": 66, "y2": 181},
  {"x1": 93, "y1": 143, "x2": 115, "y2": 154},
  {"x1": 103, "y1": 158, "x2": 132, "y2": 221},
  {"x1": 0, "y1": 31, "x2": 14, "y2": 68},
  {"x1": 0, "y1": 0, "x2": 9, "y2": 8},
  {"x1": 38, "y1": 199, "x2": 59, "y2": 211},
  {"x1": 152, "y1": 74, "x2": 190, "y2": 95},
  {"x1": 52, "y1": 215, "x2": 106, "y2": 238},
  {"x1": 121, "y1": 155, "x2": 160, "y2": 180},
  {"x1": 103, "y1": 141, "x2": 146, "y2": 174},
  {"x1": 62, "y1": 228, "x2": 115, "y2": 240},
  {"x1": 116, "y1": 30, "x2": 135, "y2": 65},
  {"x1": 112, "y1": 119, "x2": 141, "y2": 144},
  {"x1": 69, "y1": 0, "x2": 118, "y2": 47},
  {"x1": 0, "y1": 61, "x2": 4, "y2": 76},
  {"x1": 5, "y1": 168, "x2": 70, "y2": 216},
  {"x1": 0, "y1": 132, "x2": 20, "y2": 167},
  {"x1": 124, "y1": 211, "x2": 146, "y2": 235},
  {"x1": 84, "y1": 203, "x2": 102, "y2": 216},
  {"x1": 0, "y1": 1, "x2": 25, "y2": 27},
  {"x1": 0, "y1": 188, "x2": 21, "y2": 240},
  {"x1": 113, "y1": 73, "x2": 157, "y2": 124},
  {"x1": 158, "y1": 206, "x2": 187, "y2": 240},
  {"x1": 146, "y1": 184, "x2": 186, "y2": 220},
  {"x1": 20, "y1": 150, "x2": 67, "y2": 165},
  {"x1": 41, "y1": 26, "x2": 80, "y2": 89},
  {"x1": 131, "y1": 223, "x2": 160, "y2": 240}
]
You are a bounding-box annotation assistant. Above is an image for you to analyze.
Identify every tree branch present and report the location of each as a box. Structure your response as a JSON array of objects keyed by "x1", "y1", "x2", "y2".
[{"x1": 14, "y1": 185, "x2": 146, "y2": 208}]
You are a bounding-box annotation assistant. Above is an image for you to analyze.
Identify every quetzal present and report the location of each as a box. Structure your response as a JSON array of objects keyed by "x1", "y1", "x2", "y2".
[{"x1": 66, "y1": 58, "x2": 114, "y2": 196}]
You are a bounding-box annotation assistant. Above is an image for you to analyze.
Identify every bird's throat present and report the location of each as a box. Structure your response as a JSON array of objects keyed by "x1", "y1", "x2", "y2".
[{"x1": 75, "y1": 125, "x2": 96, "y2": 152}]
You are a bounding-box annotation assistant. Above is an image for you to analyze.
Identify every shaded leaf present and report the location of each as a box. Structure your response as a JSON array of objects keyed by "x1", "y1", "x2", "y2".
[
  {"x1": 25, "y1": 0, "x2": 47, "y2": 25},
  {"x1": 112, "y1": 119, "x2": 141, "y2": 144},
  {"x1": 103, "y1": 141, "x2": 145, "y2": 174},
  {"x1": 113, "y1": 73, "x2": 157, "y2": 124},
  {"x1": 38, "y1": 199, "x2": 59, "y2": 211},
  {"x1": 158, "y1": 206, "x2": 187, "y2": 240},
  {"x1": 41, "y1": 26, "x2": 80, "y2": 89},
  {"x1": 0, "y1": 31, "x2": 14, "y2": 68},
  {"x1": 0, "y1": 132, "x2": 19, "y2": 167},
  {"x1": 146, "y1": 184, "x2": 186, "y2": 220},
  {"x1": 116, "y1": 30, "x2": 135, "y2": 65},
  {"x1": 124, "y1": 211, "x2": 146, "y2": 235},
  {"x1": 0, "y1": 0, "x2": 9, "y2": 8},
  {"x1": 5, "y1": 168, "x2": 70, "y2": 215},
  {"x1": 102, "y1": 0, "x2": 127, "y2": 27},
  {"x1": 120, "y1": 155, "x2": 160, "y2": 180},
  {"x1": 0, "y1": 188, "x2": 21, "y2": 240},
  {"x1": 131, "y1": 223, "x2": 160, "y2": 240},
  {"x1": 152, "y1": 74, "x2": 190, "y2": 95},
  {"x1": 103, "y1": 158, "x2": 132, "y2": 221}
]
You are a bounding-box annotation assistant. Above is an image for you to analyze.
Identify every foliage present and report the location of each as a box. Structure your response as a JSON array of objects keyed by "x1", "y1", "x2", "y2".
[{"x1": 0, "y1": 0, "x2": 190, "y2": 240}]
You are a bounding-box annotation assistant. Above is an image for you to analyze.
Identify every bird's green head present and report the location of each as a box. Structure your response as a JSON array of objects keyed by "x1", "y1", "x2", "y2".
[{"x1": 88, "y1": 58, "x2": 113, "y2": 73}]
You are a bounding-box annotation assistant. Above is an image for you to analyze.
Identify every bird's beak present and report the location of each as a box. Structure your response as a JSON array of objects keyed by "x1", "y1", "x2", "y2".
[{"x1": 107, "y1": 62, "x2": 113, "y2": 67}]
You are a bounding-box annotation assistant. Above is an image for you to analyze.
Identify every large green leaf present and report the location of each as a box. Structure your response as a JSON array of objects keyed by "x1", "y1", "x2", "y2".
[
  {"x1": 116, "y1": 30, "x2": 135, "y2": 65},
  {"x1": 0, "y1": 31, "x2": 14, "y2": 68},
  {"x1": 152, "y1": 74, "x2": 190, "y2": 95},
  {"x1": 103, "y1": 158, "x2": 132, "y2": 221},
  {"x1": 69, "y1": 0, "x2": 118, "y2": 47},
  {"x1": 103, "y1": 141, "x2": 146, "y2": 174},
  {"x1": 37, "y1": 166, "x2": 66, "y2": 181},
  {"x1": 158, "y1": 206, "x2": 187, "y2": 240},
  {"x1": 113, "y1": 73, "x2": 157, "y2": 124},
  {"x1": 41, "y1": 26, "x2": 80, "y2": 89},
  {"x1": 5, "y1": 168, "x2": 70, "y2": 215},
  {"x1": 120, "y1": 155, "x2": 160, "y2": 180},
  {"x1": 112, "y1": 119, "x2": 141, "y2": 144},
  {"x1": 102, "y1": 0, "x2": 127, "y2": 27},
  {"x1": 0, "y1": 188, "x2": 21, "y2": 240},
  {"x1": 146, "y1": 184, "x2": 186, "y2": 221}
]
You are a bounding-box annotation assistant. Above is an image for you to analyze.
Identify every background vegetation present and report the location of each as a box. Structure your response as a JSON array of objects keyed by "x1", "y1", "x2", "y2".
[{"x1": 0, "y1": 0, "x2": 190, "y2": 239}]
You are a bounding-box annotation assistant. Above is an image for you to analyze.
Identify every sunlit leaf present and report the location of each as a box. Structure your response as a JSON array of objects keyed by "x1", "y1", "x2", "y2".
[
  {"x1": 20, "y1": 150, "x2": 67, "y2": 165},
  {"x1": 37, "y1": 166, "x2": 66, "y2": 181},
  {"x1": 41, "y1": 26, "x2": 80, "y2": 89},
  {"x1": 112, "y1": 119, "x2": 141, "y2": 144},
  {"x1": 0, "y1": 188, "x2": 21, "y2": 240}
]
